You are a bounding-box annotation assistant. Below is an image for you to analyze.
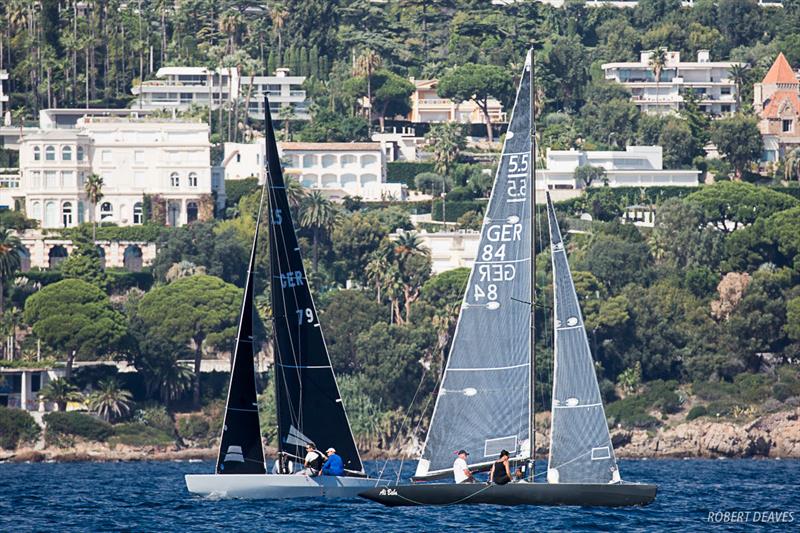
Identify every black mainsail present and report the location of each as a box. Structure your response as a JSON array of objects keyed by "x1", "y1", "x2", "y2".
[
  {"x1": 216, "y1": 179, "x2": 267, "y2": 475},
  {"x1": 415, "y1": 52, "x2": 533, "y2": 480},
  {"x1": 545, "y1": 192, "x2": 619, "y2": 484},
  {"x1": 265, "y1": 100, "x2": 364, "y2": 475}
]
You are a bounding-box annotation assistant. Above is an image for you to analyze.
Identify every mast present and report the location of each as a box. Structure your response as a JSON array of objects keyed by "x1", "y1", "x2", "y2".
[{"x1": 528, "y1": 47, "x2": 536, "y2": 481}]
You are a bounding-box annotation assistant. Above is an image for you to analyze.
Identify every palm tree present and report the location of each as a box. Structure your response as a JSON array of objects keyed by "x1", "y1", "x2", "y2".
[
  {"x1": 38, "y1": 378, "x2": 83, "y2": 411},
  {"x1": 426, "y1": 123, "x2": 466, "y2": 179},
  {"x1": 269, "y1": 3, "x2": 288, "y2": 63},
  {"x1": 84, "y1": 173, "x2": 104, "y2": 242},
  {"x1": 366, "y1": 256, "x2": 390, "y2": 303},
  {"x1": 285, "y1": 176, "x2": 307, "y2": 210},
  {"x1": 299, "y1": 191, "x2": 338, "y2": 273},
  {"x1": 87, "y1": 378, "x2": 134, "y2": 422},
  {"x1": 648, "y1": 48, "x2": 668, "y2": 114},
  {"x1": 728, "y1": 63, "x2": 751, "y2": 112},
  {"x1": 0, "y1": 228, "x2": 24, "y2": 314},
  {"x1": 354, "y1": 49, "x2": 382, "y2": 126},
  {"x1": 279, "y1": 103, "x2": 297, "y2": 141}
]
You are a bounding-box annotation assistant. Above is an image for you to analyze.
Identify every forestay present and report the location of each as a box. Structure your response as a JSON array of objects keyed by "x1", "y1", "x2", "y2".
[
  {"x1": 265, "y1": 102, "x2": 364, "y2": 475},
  {"x1": 415, "y1": 53, "x2": 533, "y2": 479},
  {"x1": 545, "y1": 192, "x2": 620, "y2": 484}
]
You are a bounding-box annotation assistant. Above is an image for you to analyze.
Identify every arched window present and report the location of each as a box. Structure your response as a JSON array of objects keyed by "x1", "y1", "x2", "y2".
[
  {"x1": 62, "y1": 202, "x2": 73, "y2": 227},
  {"x1": 77, "y1": 146, "x2": 85, "y2": 161},
  {"x1": 30, "y1": 201, "x2": 42, "y2": 221},
  {"x1": 45, "y1": 146, "x2": 56, "y2": 161},
  {"x1": 321, "y1": 154, "x2": 336, "y2": 168},
  {"x1": 100, "y1": 202, "x2": 113, "y2": 221},
  {"x1": 341, "y1": 154, "x2": 357, "y2": 167},
  {"x1": 187, "y1": 201, "x2": 199, "y2": 223},
  {"x1": 33, "y1": 146, "x2": 41, "y2": 161},
  {"x1": 360, "y1": 154, "x2": 377, "y2": 168},
  {"x1": 48, "y1": 245, "x2": 68, "y2": 269},
  {"x1": 123, "y1": 245, "x2": 143, "y2": 272},
  {"x1": 44, "y1": 201, "x2": 58, "y2": 227},
  {"x1": 133, "y1": 202, "x2": 143, "y2": 225},
  {"x1": 302, "y1": 154, "x2": 315, "y2": 168},
  {"x1": 96, "y1": 246, "x2": 106, "y2": 269},
  {"x1": 170, "y1": 172, "x2": 180, "y2": 187},
  {"x1": 62, "y1": 146, "x2": 72, "y2": 161},
  {"x1": 188, "y1": 172, "x2": 198, "y2": 187}
]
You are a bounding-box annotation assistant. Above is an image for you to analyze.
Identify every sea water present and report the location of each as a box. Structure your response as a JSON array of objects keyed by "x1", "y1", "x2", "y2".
[{"x1": 0, "y1": 459, "x2": 797, "y2": 532}]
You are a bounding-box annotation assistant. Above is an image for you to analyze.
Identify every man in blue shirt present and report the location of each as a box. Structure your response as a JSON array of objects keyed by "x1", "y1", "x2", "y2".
[{"x1": 321, "y1": 447, "x2": 344, "y2": 476}]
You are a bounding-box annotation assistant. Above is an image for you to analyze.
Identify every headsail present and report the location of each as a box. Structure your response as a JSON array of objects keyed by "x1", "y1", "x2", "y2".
[
  {"x1": 415, "y1": 52, "x2": 533, "y2": 480},
  {"x1": 216, "y1": 181, "x2": 267, "y2": 475},
  {"x1": 545, "y1": 192, "x2": 619, "y2": 484},
  {"x1": 265, "y1": 100, "x2": 364, "y2": 475}
]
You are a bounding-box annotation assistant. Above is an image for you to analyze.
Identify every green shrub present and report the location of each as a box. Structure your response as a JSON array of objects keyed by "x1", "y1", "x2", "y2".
[
  {"x1": 686, "y1": 405, "x2": 708, "y2": 421},
  {"x1": 225, "y1": 177, "x2": 260, "y2": 210},
  {"x1": 132, "y1": 406, "x2": 175, "y2": 434},
  {"x1": 0, "y1": 407, "x2": 41, "y2": 449},
  {"x1": 44, "y1": 411, "x2": 112, "y2": 443},
  {"x1": 646, "y1": 380, "x2": 682, "y2": 414},
  {"x1": 106, "y1": 270, "x2": 154, "y2": 293},
  {"x1": 431, "y1": 199, "x2": 488, "y2": 222},
  {"x1": 387, "y1": 161, "x2": 435, "y2": 188},
  {"x1": 605, "y1": 396, "x2": 660, "y2": 429},
  {"x1": 446, "y1": 186, "x2": 476, "y2": 201},
  {"x1": 57, "y1": 223, "x2": 164, "y2": 242},
  {"x1": 109, "y1": 423, "x2": 174, "y2": 447},
  {"x1": 732, "y1": 373, "x2": 771, "y2": 404},
  {"x1": 177, "y1": 414, "x2": 211, "y2": 441},
  {"x1": 706, "y1": 401, "x2": 736, "y2": 418}
]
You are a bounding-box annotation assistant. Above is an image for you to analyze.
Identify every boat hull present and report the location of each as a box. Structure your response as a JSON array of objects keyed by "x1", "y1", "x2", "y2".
[
  {"x1": 186, "y1": 473, "x2": 388, "y2": 499},
  {"x1": 359, "y1": 482, "x2": 658, "y2": 507}
]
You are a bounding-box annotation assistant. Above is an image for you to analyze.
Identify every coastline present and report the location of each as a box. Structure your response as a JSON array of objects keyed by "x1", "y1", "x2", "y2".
[{"x1": 3, "y1": 408, "x2": 798, "y2": 464}]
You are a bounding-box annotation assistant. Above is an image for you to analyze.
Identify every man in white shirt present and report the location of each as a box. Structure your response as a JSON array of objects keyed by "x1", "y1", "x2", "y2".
[
  {"x1": 452, "y1": 449, "x2": 475, "y2": 483},
  {"x1": 295, "y1": 443, "x2": 324, "y2": 476}
]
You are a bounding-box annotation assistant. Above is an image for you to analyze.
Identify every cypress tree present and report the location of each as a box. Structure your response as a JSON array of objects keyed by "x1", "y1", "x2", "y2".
[
  {"x1": 309, "y1": 45, "x2": 319, "y2": 78},
  {"x1": 267, "y1": 49, "x2": 277, "y2": 75}
]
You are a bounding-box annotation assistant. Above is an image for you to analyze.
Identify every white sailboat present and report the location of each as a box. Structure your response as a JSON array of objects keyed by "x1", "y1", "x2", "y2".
[
  {"x1": 359, "y1": 50, "x2": 657, "y2": 507},
  {"x1": 185, "y1": 97, "x2": 387, "y2": 499}
]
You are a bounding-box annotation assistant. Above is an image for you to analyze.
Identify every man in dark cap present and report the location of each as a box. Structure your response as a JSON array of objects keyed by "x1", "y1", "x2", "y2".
[{"x1": 453, "y1": 449, "x2": 476, "y2": 483}]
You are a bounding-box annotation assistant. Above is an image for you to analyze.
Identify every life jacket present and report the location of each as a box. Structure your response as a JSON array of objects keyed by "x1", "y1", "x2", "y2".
[{"x1": 307, "y1": 450, "x2": 324, "y2": 471}]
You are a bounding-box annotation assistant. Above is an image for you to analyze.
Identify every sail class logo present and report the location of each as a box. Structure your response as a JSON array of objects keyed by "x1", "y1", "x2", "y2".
[{"x1": 707, "y1": 511, "x2": 794, "y2": 523}]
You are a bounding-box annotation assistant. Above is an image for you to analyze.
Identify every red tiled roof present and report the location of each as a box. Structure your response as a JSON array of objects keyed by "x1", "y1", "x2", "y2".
[
  {"x1": 762, "y1": 53, "x2": 799, "y2": 84},
  {"x1": 762, "y1": 90, "x2": 800, "y2": 119}
]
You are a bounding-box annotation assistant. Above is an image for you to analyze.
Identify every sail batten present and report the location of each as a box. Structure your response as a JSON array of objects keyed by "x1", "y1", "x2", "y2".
[
  {"x1": 545, "y1": 192, "x2": 620, "y2": 484},
  {"x1": 265, "y1": 99, "x2": 364, "y2": 475},
  {"x1": 417, "y1": 53, "x2": 533, "y2": 479}
]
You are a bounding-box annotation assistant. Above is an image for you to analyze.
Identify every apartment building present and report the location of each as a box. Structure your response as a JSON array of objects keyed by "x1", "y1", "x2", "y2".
[
  {"x1": 754, "y1": 53, "x2": 800, "y2": 162},
  {"x1": 408, "y1": 78, "x2": 506, "y2": 124},
  {"x1": 17, "y1": 116, "x2": 224, "y2": 228},
  {"x1": 602, "y1": 50, "x2": 741, "y2": 115},
  {"x1": 131, "y1": 67, "x2": 309, "y2": 119}
]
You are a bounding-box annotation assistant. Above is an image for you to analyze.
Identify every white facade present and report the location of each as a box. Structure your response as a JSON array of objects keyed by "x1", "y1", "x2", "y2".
[
  {"x1": 372, "y1": 127, "x2": 422, "y2": 162},
  {"x1": 131, "y1": 67, "x2": 309, "y2": 119},
  {"x1": 223, "y1": 141, "x2": 405, "y2": 201},
  {"x1": 0, "y1": 70, "x2": 8, "y2": 125},
  {"x1": 17, "y1": 117, "x2": 224, "y2": 228},
  {"x1": 602, "y1": 51, "x2": 741, "y2": 115},
  {"x1": 394, "y1": 229, "x2": 480, "y2": 274},
  {"x1": 540, "y1": 146, "x2": 700, "y2": 190}
]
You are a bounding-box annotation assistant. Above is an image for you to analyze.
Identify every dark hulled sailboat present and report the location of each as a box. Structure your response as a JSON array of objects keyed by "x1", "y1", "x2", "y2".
[
  {"x1": 185, "y1": 99, "x2": 385, "y2": 498},
  {"x1": 359, "y1": 50, "x2": 657, "y2": 507}
]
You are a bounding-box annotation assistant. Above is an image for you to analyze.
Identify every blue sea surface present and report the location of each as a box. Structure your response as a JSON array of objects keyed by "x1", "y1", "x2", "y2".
[{"x1": 0, "y1": 458, "x2": 797, "y2": 532}]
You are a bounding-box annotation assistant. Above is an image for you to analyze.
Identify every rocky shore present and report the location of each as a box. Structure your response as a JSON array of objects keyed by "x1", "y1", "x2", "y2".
[{"x1": 2, "y1": 409, "x2": 799, "y2": 464}]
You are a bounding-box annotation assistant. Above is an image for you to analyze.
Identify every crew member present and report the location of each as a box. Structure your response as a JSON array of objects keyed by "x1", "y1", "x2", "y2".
[
  {"x1": 452, "y1": 449, "x2": 475, "y2": 483},
  {"x1": 489, "y1": 449, "x2": 512, "y2": 485},
  {"x1": 321, "y1": 447, "x2": 345, "y2": 476}
]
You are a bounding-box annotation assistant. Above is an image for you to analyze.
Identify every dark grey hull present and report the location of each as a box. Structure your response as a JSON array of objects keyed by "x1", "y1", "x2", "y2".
[{"x1": 359, "y1": 482, "x2": 657, "y2": 507}]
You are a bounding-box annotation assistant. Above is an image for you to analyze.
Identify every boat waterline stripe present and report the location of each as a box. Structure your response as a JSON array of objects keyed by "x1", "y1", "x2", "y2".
[
  {"x1": 553, "y1": 402, "x2": 602, "y2": 409},
  {"x1": 448, "y1": 363, "x2": 529, "y2": 372}
]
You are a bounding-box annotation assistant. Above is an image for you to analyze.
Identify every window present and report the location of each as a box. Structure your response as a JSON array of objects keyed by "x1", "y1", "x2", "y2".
[
  {"x1": 45, "y1": 146, "x2": 56, "y2": 161},
  {"x1": 783, "y1": 119, "x2": 793, "y2": 133},
  {"x1": 302, "y1": 154, "x2": 315, "y2": 168},
  {"x1": 62, "y1": 202, "x2": 73, "y2": 227},
  {"x1": 62, "y1": 146, "x2": 72, "y2": 161},
  {"x1": 170, "y1": 172, "x2": 180, "y2": 187},
  {"x1": 321, "y1": 154, "x2": 336, "y2": 168},
  {"x1": 45, "y1": 171, "x2": 57, "y2": 188},
  {"x1": 78, "y1": 172, "x2": 86, "y2": 186},
  {"x1": 101, "y1": 150, "x2": 112, "y2": 163},
  {"x1": 188, "y1": 172, "x2": 198, "y2": 187},
  {"x1": 187, "y1": 201, "x2": 199, "y2": 223},
  {"x1": 236, "y1": 153, "x2": 241, "y2": 163},
  {"x1": 133, "y1": 202, "x2": 143, "y2": 225},
  {"x1": 62, "y1": 171, "x2": 74, "y2": 187},
  {"x1": 44, "y1": 201, "x2": 57, "y2": 227},
  {"x1": 33, "y1": 146, "x2": 41, "y2": 161},
  {"x1": 720, "y1": 87, "x2": 731, "y2": 95},
  {"x1": 77, "y1": 146, "x2": 85, "y2": 161},
  {"x1": 77, "y1": 201, "x2": 85, "y2": 224},
  {"x1": 721, "y1": 104, "x2": 731, "y2": 113},
  {"x1": 134, "y1": 150, "x2": 145, "y2": 164},
  {"x1": 30, "y1": 171, "x2": 41, "y2": 188},
  {"x1": 100, "y1": 202, "x2": 113, "y2": 221},
  {"x1": 30, "y1": 201, "x2": 42, "y2": 220}
]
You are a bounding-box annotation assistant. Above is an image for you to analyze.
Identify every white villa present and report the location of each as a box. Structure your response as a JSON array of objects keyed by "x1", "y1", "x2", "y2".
[
  {"x1": 602, "y1": 50, "x2": 741, "y2": 115},
  {"x1": 408, "y1": 78, "x2": 506, "y2": 124},
  {"x1": 223, "y1": 141, "x2": 405, "y2": 201},
  {"x1": 540, "y1": 146, "x2": 700, "y2": 193},
  {"x1": 11, "y1": 114, "x2": 224, "y2": 228},
  {"x1": 131, "y1": 66, "x2": 309, "y2": 120},
  {"x1": 407, "y1": 230, "x2": 481, "y2": 274}
]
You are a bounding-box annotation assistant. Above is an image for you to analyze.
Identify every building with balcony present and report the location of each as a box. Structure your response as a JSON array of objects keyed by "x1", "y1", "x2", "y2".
[
  {"x1": 754, "y1": 53, "x2": 800, "y2": 162},
  {"x1": 540, "y1": 146, "x2": 700, "y2": 192},
  {"x1": 16, "y1": 116, "x2": 224, "y2": 228},
  {"x1": 131, "y1": 67, "x2": 309, "y2": 119},
  {"x1": 602, "y1": 50, "x2": 741, "y2": 115},
  {"x1": 222, "y1": 141, "x2": 405, "y2": 201},
  {"x1": 395, "y1": 229, "x2": 481, "y2": 274},
  {"x1": 0, "y1": 69, "x2": 8, "y2": 125},
  {"x1": 407, "y1": 78, "x2": 506, "y2": 124}
]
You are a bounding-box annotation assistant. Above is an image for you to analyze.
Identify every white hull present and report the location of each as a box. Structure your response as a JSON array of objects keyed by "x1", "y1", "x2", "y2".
[{"x1": 185, "y1": 473, "x2": 388, "y2": 499}]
